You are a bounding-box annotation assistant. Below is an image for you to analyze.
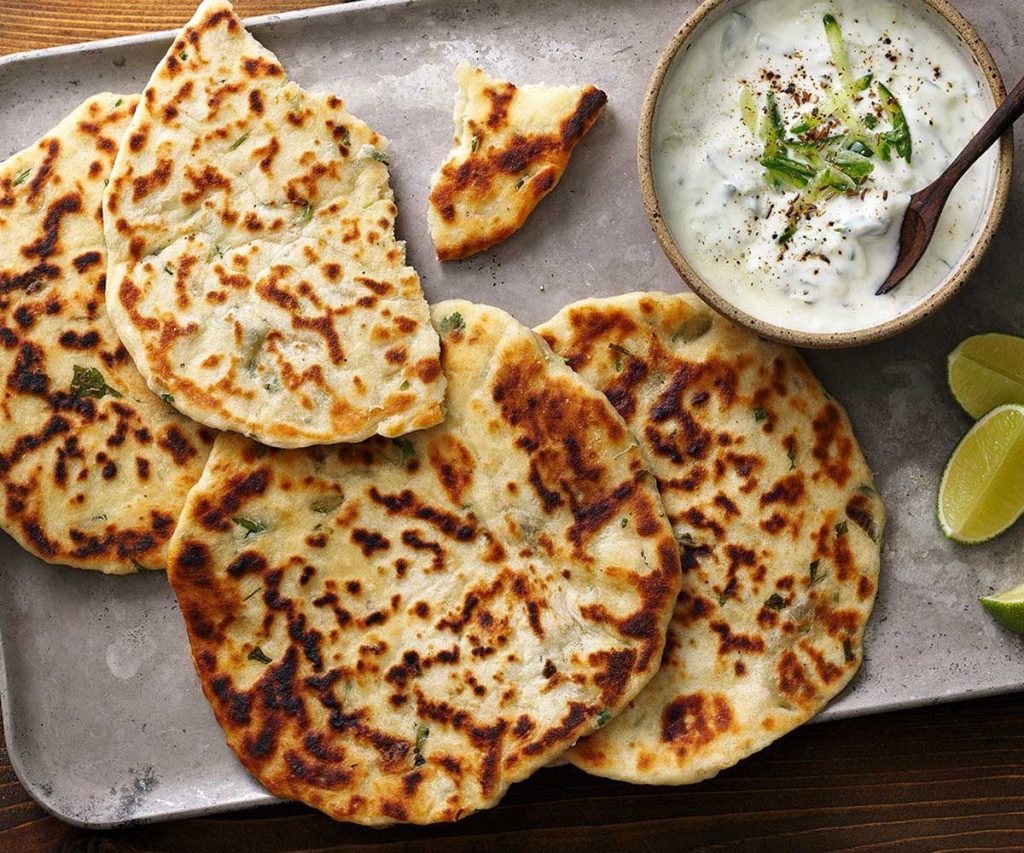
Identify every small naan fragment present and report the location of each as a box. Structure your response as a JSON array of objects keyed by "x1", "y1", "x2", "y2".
[
  {"x1": 0, "y1": 94, "x2": 215, "y2": 573},
  {"x1": 168, "y1": 300, "x2": 680, "y2": 824},
  {"x1": 104, "y1": 0, "x2": 444, "y2": 448},
  {"x1": 428, "y1": 62, "x2": 607, "y2": 261},
  {"x1": 537, "y1": 292, "x2": 884, "y2": 784}
]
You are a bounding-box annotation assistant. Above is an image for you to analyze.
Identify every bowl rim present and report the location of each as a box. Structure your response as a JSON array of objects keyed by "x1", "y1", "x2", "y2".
[{"x1": 637, "y1": 0, "x2": 1015, "y2": 349}]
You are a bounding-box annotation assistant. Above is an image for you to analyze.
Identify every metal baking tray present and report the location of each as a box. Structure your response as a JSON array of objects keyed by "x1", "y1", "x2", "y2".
[{"x1": 1, "y1": 0, "x2": 1023, "y2": 830}]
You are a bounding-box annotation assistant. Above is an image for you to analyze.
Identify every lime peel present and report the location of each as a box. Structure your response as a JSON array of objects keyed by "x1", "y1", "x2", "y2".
[
  {"x1": 947, "y1": 333, "x2": 1024, "y2": 420},
  {"x1": 937, "y1": 403, "x2": 1024, "y2": 544},
  {"x1": 980, "y1": 581, "x2": 1024, "y2": 635}
]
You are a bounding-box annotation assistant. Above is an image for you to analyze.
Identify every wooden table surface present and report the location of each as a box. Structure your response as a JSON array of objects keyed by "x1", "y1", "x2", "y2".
[
  {"x1": 2, "y1": 3, "x2": 1024, "y2": 851},
  {"x1": 0, "y1": 0, "x2": 341, "y2": 55},
  {"x1": 3, "y1": 693, "x2": 1024, "y2": 852}
]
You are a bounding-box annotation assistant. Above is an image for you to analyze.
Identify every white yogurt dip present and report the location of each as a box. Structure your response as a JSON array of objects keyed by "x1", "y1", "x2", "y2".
[{"x1": 653, "y1": 0, "x2": 999, "y2": 334}]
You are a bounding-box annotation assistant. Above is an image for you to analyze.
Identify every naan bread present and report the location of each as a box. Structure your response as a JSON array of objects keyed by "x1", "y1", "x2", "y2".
[
  {"x1": 536, "y1": 293, "x2": 883, "y2": 784},
  {"x1": 0, "y1": 94, "x2": 215, "y2": 574},
  {"x1": 104, "y1": 0, "x2": 444, "y2": 448},
  {"x1": 168, "y1": 300, "x2": 680, "y2": 824},
  {"x1": 428, "y1": 62, "x2": 606, "y2": 261}
]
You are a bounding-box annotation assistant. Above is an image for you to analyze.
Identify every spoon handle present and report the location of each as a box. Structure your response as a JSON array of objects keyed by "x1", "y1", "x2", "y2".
[{"x1": 937, "y1": 72, "x2": 1024, "y2": 189}]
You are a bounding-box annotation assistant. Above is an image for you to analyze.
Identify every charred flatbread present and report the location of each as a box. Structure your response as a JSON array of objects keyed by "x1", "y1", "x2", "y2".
[
  {"x1": 0, "y1": 94, "x2": 215, "y2": 573},
  {"x1": 167, "y1": 299, "x2": 680, "y2": 824},
  {"x1": 536, "y1": 292, "x2": 883, "y2": 784},
  {"x1": 104, "y1": 0, "x2": 444, "y2": 448},
  {"x1": 428, "y1": 62, "x2": 606, "y2": 261}
]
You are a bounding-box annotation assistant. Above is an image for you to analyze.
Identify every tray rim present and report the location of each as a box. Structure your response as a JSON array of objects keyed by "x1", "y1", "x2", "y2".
[{"x1": 0, "y1": 0, "x2": 1021, "y2": 831}]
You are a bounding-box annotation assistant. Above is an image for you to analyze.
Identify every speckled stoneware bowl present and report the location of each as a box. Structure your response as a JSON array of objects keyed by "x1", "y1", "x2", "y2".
[{"x1": 638, "y1": 0, "x2": 1014, "y2": 349}]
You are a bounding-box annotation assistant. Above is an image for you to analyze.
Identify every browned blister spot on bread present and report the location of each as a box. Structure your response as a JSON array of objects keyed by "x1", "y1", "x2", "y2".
[
  {"x1": 845, "y1": 492, "x2": 879, "y2": 542},
  {"x1": 131, "y1": 158, "x2": 174, "y2": 202},
  {"x1": 812, "y1": 403, "x2": 854, "y2": 487},
  {"x1": 661, "y1": 692, "x2": 735, "y2": 756}
]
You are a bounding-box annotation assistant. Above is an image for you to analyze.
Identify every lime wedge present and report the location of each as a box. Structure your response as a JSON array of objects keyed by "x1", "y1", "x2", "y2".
[
  {"x1": 937, "y1": 404, "x2": 1024, "y2": 544},
  {"x1": 980, "y1": 582, "x2": 1024, "y2": 634},
  {"x1": 947, "y1": 333, "x2": 1024, "y2": 419}
]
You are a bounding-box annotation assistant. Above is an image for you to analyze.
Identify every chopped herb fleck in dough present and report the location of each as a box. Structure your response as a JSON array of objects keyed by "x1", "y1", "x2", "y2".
[
  {"x1": 809, "y1": 559, "x2": 824, "y2": 584},
  {"x1": 413, "y1": 724, "x2": 430, "y2": 767},
  {"x1": 393, "y1": 437, "x2": 416, "y2": 458},
  {"x1": 233, "y1": 516, "x2": 267, "y2": 535},
  {"x1": 71, "y1": 365, "x2": 122, "y2": 399},
  {"x1": 438, "y1": 312, "x2": 465, "y2": 336},
  {"x1": 310, "y1": 494, "x2": 344, "y2": 514}
]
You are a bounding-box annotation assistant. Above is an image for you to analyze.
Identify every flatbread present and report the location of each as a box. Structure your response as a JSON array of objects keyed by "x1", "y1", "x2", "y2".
[
  {"x1": 0, "y1": 94, "x2": 215, "y2": 574},
  {"x1": 167, "y1": 299, "x2": 681, "y2": 824},
  {"x1": 536, "y1": 292, "x2": 884, "y2": 784},
  {"x1": 428, "y1": 62, "x2": 606, "y2": 261},
  {"x1": 104, "y1": 0, "x2": 444, "y2": 448}
]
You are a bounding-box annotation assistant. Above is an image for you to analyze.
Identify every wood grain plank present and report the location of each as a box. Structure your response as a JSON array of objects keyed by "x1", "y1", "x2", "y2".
[
  {"x1": 4, "y1": 693, "x2": 1024, "y2": 851},
  {"x1": 0, "y1": 1, "x2": 344, "y2": 56}
]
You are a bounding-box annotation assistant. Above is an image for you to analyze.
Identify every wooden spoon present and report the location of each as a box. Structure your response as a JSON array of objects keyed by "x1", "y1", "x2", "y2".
[{"x1": 876, "y1": 73, "x2": 1024, "y2": 295}]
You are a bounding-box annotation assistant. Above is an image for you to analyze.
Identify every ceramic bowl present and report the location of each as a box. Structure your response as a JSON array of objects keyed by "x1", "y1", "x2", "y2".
[{"x1": 637, "y1": 0, "x2": 1013, "y2": 348}]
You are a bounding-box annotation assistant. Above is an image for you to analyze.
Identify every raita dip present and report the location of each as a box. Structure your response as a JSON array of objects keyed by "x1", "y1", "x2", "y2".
[{"x1": 653, "y1": 0, "x2": 998, "y2": 334}]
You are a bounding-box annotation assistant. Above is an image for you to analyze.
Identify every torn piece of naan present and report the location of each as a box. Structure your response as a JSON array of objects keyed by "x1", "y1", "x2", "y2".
[
  {"x1": 428, "y1": 62, "x2": 606, "y2": 261},
  {"x1": 104, "y1": 0, "x2": 445, "y2": 448}
]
